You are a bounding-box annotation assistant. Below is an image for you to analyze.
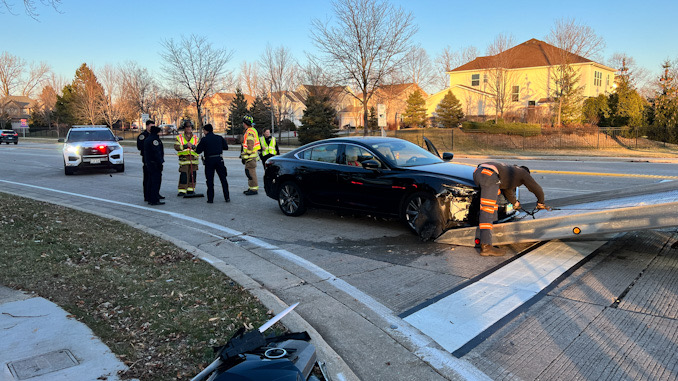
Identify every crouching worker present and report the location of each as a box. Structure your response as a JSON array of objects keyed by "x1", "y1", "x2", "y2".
[{"x1": 473, "y1": 162, "x2": 548, "y2": 256}]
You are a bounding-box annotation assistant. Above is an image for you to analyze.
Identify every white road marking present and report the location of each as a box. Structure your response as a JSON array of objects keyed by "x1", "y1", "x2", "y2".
[
  {"x1": 404, "y1": 240, "x2": 605, "y2": 354},
  {"x1": 0, "y1": 179, "x2": 491, "y2": 380}
]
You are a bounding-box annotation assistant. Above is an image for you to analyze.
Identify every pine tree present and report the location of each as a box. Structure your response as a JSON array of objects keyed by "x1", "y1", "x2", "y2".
[
  {"x1": 434, "y1": 91, "x2": 464, "y2": 128},
  {"x1": 608, "y1": 58, "x2": 645, "y2": 127},
  {"x1": 654, "y1": 61, "x2": 678, "y2": 142},
  {"x1": 227, "y1": 88, "x2": 249, "y2": 136},
  {"x1": 71, "y1": 63, "x2": 105, "y2": 125},
  {"x1": 298, "y1": 95, "x2": 337, "y2": 144},
  {"x1": 249, "y1": 95, "x2": 272, "y2": 132},
  {"x1": 368, "y1": 106, "x2": 378, "y2": 131},
  {"x1": 402, "y1": 90, "x2": 427, "y2": 128}
]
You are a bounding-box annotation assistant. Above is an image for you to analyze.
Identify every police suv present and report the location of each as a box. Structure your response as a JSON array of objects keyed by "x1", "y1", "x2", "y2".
[{"x1": 59, "y1": 126, "x2": 124, "y2": 175}]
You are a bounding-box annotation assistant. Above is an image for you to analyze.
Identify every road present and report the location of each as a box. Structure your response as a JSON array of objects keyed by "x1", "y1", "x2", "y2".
[{"x1": 2, "y1": 140, "x2": 678, "y2": 380}]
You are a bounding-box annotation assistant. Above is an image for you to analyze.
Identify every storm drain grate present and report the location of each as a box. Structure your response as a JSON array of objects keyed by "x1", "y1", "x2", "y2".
[{"x1": 6, "y1": 349, "x2": 79, "y2": 380}]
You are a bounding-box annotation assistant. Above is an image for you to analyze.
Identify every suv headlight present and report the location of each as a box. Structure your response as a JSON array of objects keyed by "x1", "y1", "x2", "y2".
[{"x1": 65, "y1": 144, "x2": 81, "y2": 155}]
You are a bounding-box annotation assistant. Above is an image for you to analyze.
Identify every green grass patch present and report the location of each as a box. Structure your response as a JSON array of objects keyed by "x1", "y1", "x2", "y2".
[
  {"x1": 461, "y1": 121, "x2": 542, "y2": 136},
  {"x1": 0, "y1": 194, "x2": 278, "y2": 380}
]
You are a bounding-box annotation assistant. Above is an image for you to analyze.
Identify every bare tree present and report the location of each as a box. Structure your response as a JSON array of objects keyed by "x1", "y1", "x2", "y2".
[
  {"x1": 608, "y1": 52, "x2": 652, "y2": 97},
  {"x1": 238, "y1": 61, "x2": 265, "y2": 97},
  {"x1": 0, "y1": 51, "x2": 24, "y2": 96},
  {"x1": 1, "y1": 0, "x2": 60, "y2": 19},
  {"x1": 311, "y1": 0, "x2": 417, "y2": 134},
  {"x1": 98, "y1": 64, "x2": 124, "y2": 128},
  {"x1": 160, "y1": 34, "x2": 233, "y2": 128},
  {"x1": 546, "y1": 17, "x2": 605, "y2": 125},
  {"x1": 36, "y1": 84, "x2": 57, "y2": 128},
  {"x1": 72, "y1": 63, "x2": 105, "y2": 125},
  {"x1": 260, "y1": 44, "x2": 298, "y2": 135},
  {"x1": 119, "y1": 61, "x2": 156, "y2": 121},
  {"x1": 19, "y1": 61, "x2": 50, "y2": 97},
  {"x1": 157, "y1": 87, "x2": 189, "y2": 127},
  {"x1": 434, "y1": 45, "x2": 478, "y2": 90},
  {"x1": 485, "y1": 34, "x2": 518, "y2": 121},
  {"x1": 398, "y1": 45, "x2": 435, "y2": 93}
]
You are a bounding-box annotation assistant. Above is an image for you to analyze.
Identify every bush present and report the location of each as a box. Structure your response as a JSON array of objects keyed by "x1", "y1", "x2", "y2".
[{"x1": 461, "y1": 121, "x2": 541, "y2": 136}]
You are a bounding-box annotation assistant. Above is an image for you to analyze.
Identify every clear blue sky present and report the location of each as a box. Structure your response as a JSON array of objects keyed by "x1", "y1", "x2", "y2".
[{"x1": 3, "y1": 0, "x2": 677, "y2": 89}]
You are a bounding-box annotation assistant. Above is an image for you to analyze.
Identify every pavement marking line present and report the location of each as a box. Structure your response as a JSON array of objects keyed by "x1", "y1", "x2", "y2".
[
  {"x1": 403, "y1": 240, "x2": 605, "y2": 355},
  {"x1": 0, "y1": 180, "x2": 491, "y2": 380}
]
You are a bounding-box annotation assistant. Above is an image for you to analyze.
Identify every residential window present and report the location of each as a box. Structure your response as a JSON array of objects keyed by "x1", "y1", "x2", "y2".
[
  {"x1": 594, "y1": 71, "x2": 602, "y2": 87},
  {"x1": 606, "y1": 75, "x2": 609, "y2": 87},
  {"x1": 471, "y1": 74, "x2": 480, "y2": 86},
  {"x1": 528, "y1": 100, "x2": 536, "y2": 106},
  {"x1": 483, "y1": 74, "x2": 488, "y2": 84},
  {"x1": 512, "y1": 86, "x2": 520, "y2": 102}
]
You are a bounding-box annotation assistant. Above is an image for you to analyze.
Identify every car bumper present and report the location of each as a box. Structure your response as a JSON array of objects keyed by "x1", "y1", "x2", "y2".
[
  {"x1": 64, "y1": 152, "x2": 124, "y2": 167},
  {"x1": 0, "y1": 137, "x2": 18, "y2": 142}
]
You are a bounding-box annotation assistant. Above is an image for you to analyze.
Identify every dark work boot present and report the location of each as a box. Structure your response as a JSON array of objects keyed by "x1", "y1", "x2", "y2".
[
  {"x1": 480, "y1": 244, "x2": 505, "y2": 257},
  {"x1": 244, "y1": 189, "x2": 258, "y2": 196}
]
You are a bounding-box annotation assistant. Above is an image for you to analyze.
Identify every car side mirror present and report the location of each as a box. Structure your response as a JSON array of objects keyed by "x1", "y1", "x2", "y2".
[
  {"x1": 117, "y1": 136, "x2": 124, "y2": 141},
  {"x1": 362, "y1": 159, "x2": 381, "y2": 170},
  {"x1": 442, "y1": 152, "x2": 454, "y2": 161},
  {"x1": 58, "y1": 138, "x2": 64, "y2": 143}
]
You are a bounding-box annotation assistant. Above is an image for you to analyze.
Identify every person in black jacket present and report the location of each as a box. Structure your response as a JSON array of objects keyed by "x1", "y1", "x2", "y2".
[
  {"x1": 195, "y1": 124, "x2": 230, "y2": 203},
  {"x1": 143, "y1": 125, "x2": 165, "y2": 205},
  {"x1": 473, "y1": 162, "x2": 548, "y2": 256},
  {"x1": 137, "y1": 120, "x2": 153, "y2": 202}
]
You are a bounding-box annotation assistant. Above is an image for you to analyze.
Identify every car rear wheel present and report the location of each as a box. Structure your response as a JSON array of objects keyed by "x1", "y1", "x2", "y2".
[
  {"x1": 278, "y1": 181, "x2": 306, "y2": 216},
  {"x1": 14, "y1": 142, "x2": 17, "y2": 145}
]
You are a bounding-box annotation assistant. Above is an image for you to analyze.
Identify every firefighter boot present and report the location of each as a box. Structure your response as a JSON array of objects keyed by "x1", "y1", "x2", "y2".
[{"x1": 480, "y1": 244, "x2": 505, "y2": 257}]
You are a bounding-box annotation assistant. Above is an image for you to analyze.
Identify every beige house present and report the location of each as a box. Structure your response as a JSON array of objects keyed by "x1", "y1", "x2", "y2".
[
  {"x1": 0, "y1": 96, "x2": 36, "y2": 129},
  {"x1": 426, "y1": 38, "x2": 616, "y2": 122},
  {"x1": 202, "y1": 92, "x2": 256, "y2": 132},
  {"x1": 368, "y1": 83, "x2": 427, "y2": 129},
  {"x1": 271, "y1": 85, "x2": 362, "y2": 128}
]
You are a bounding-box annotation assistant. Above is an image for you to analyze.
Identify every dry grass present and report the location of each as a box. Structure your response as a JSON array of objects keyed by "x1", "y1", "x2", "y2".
[{"x1": 0, "y1": 193, "x2": 279, "y2": 380}]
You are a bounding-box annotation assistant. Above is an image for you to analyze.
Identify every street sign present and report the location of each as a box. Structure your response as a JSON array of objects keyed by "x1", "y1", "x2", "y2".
[
  {"x1": 377, "y1": 104, "x2": 386, "y2": 127},
  {"x1": 19, "y1": 119, "x2": 28, "y2": 128}
]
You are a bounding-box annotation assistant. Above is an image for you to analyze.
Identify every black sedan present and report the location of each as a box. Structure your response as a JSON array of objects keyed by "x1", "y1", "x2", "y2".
[{"x1": 263, "y1": 137, "x2": 515, "y2": 240}]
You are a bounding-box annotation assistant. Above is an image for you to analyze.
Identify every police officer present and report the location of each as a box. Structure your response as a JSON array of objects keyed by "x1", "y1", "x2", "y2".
[
  {"x1": 195, "y1": 123, "x2": 230, "y2": 203},
  {"x1": 240, "y1": 115, "x2": 260, "y2": 195},
  {"x1": 474, "y1": 162, "x2": 548, "y2": 256},
  {"x1": 137, "y1": 120, "x2": 153, "y2": 202},
  {"x1": 143, "y1": 124, "x2": 165, "y2": 205},
  {"x1": 259, "y1": 127, "x2": 279, "y2": 167}
]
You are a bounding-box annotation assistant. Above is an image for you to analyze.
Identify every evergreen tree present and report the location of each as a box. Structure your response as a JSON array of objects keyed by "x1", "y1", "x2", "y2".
[
  {"x1": 653, "y1": 61, "x2": 678, "y2": 142},
  {"x1": 402, "y1": 90, "x2": 427, "y2": 128},
  {"x1": 71, "y1": 63, "x2": 105, "y2": 125},
  {"x1": 434, "y1": 91, "x2": 464, "y2": 128},
  {"x1": 582, "y1": 94, "x2": 610, "y2": 126},
  {"x1": 609, "y1": 58, "x2": 645, "y2": 127},
  {"x1": 552, "y1": 64, "x2": 584, "y2": 125},
  {"x1": 368, "y1": 106, "x2": 378, "y2": 131},
  {"x1": 249, "y1": 95, "x2": 272, "y2": 132},
  {"x1": 298, "y1": 94, "x2": 337, "y2": 145},
  {"x1": 54, "y1": 84, "x2": 76, "y2": 126},
  {"x1": 227, "y1": 88, "x2": 249, "y2": 136}
]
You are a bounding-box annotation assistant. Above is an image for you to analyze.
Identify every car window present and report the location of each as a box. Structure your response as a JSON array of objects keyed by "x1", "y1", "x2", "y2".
[
  {"x1": 67, "y1": 130, "x2": 116, "y2": 142},
  {"x1": 342, "y1": 145, "x2": 374, "y2": 167},
  {"x1": 370, "y1": 140, "x2": 442, "y2": 167},
  {"x1": 298, "y1": 144, "x2": 340, "y2": 164}
]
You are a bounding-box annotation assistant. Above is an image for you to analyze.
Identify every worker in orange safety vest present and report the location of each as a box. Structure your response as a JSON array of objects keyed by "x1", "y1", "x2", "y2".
[
  {"x1": 240, "y1": 115, "x2": 260, "y2": 195},
  {"x1": 174, "y1": 121, "x2": 200, "y2": 196}
]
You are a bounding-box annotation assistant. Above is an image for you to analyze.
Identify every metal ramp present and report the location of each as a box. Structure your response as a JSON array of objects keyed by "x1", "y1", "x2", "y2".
[{"x1": 436, "y1": 181, "x2": 678, "y2": 246}]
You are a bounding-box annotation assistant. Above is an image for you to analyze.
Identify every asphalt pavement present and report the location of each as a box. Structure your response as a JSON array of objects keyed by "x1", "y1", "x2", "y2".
[{"x1": 2, "y1": 140, "x2": 678, "y2": 380}]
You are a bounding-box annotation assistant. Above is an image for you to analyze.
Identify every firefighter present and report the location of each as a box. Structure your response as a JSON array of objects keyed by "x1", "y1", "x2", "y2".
[
  {"x1": 174, "y1": 121, "x2": 200, "y2": 196},
  {"x1": 240, "y1": 115, "x2": 260, "y2": 195},
  {"x1": 259, "y1": 127, "x2": 279, "y2": 167},
  {"x1": 195, "y1": 123, "x2": 230, "y2": 203},
  {"x1": 474, "y1": 162, "x2": 548, "y2": 256},
  {"x1": 143, "y1": 125, "x2": 164, "y2": 205}
]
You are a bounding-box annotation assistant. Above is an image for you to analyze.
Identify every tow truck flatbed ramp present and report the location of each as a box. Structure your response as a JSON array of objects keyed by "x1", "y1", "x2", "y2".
[{"x1": 436, "y1": 181, "x2": 678, "y2": 247}]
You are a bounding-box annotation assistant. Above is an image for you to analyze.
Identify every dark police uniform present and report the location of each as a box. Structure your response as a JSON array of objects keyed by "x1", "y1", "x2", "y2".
[
  {"x1": 136, "y1": 129, "x2": 150, "y2": 201},
  {"x1": 195, "y1": 131, "x2": 230, "y2": 203},
  {"x1": 143, "y1": 127, "x2": 164, "y2": 205}
]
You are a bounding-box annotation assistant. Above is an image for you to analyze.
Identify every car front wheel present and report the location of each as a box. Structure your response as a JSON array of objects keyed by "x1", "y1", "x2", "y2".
[
  {"x1": 278, "y1": 181, "x2": 306, "y2": 216},
  {"x1": 115, "y1": 163, "x2": 125, "y2": 172},
  {"x1": 402, "y1": 192, "x2": 444, "y2": 241}
]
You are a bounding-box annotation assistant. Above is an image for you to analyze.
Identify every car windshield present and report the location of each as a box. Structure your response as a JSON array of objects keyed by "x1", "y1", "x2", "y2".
[
  {"x1": 67, "y1": 130, "x2": 115, "y2": 142},
  {"x1": 369, "y1": 140, "x2": 443, "y2": 167}
]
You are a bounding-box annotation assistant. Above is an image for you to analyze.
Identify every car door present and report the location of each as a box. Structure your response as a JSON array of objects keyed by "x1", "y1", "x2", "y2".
[
  {"x1": 294, "y1": 143, "x2": 341, "y2": 206},
  {"x1": 337, "y1": 143, "x2": 405, "y2": 214}
]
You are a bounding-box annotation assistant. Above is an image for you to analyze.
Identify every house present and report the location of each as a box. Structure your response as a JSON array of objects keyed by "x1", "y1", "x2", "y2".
[
  {"x1": 368, "y1": 83, "x2": 427, "y2": 129},
  {"x1": 270, "y1": 85, "x2": 362, "y2": 128},
  {"x1": 202, "y1": 92, "x2": 256, "y2": 132},
  {"x1": 0, "y1": 95, "x2": 36, "y2": 129},
  {"x1": 426, "y1": 38, "x2": 617, "y2": 122}
]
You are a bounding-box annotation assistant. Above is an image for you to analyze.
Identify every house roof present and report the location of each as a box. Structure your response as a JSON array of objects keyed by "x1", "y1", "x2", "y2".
[
  {"x1": 206, "y1": 92, "x2": 256, "y2": 106},
  {"x1": 451, "y1": 38, "x2": 594, "y2": 72},
  {"x1": 0, "y1": 95, "x2": 37, "y2": 107}
]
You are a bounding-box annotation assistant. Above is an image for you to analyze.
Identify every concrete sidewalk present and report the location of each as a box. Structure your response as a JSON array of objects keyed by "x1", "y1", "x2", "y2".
[{"x1": 0, "y1": 286, "x2": 128, "y2": 381}]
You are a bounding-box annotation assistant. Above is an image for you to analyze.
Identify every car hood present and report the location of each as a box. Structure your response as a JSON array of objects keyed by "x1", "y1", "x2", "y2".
[{"x1": 408, "y1": 162, "x2": 476, "y2": 186}]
